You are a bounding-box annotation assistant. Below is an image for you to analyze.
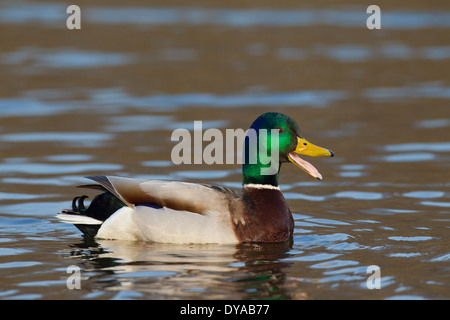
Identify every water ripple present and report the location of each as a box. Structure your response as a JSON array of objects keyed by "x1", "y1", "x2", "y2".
[
  {"x1": 420, "y1": 201, "x2": 450, "y2": 208},
  {"x1": 0, "y1": 98, "x2": 84, "y2": 117},
  {"x1": 403, "y1": 191, "x2": 445, "y2": 199},
  {"x1": 388, "y1": 236, "x2": 434, "y2": 242},
  {"x1": 383, "y1": 142, "x2": 450, "y2": 152},
  {"x1": 0, "y1": 162, "x2": 122, "y2": 175},
  {"x1": 334, "y1": 191, "x2": 384, "y2": 200},
  {"x1": 378, "y1": 152, "x2": 436, "y2": 162},
  {"x1": 0, "y1": 132, "x2": 113, "y2": 147},
  {"x1": 2, "y1": 47, "x2": 135, "y2": 69},
  {"x1": 311, "y1": 259, "x2": 359, "y2": 269},
  {"x1": 4, "y1": 4, "x2": 449, "y2": 29},
  {"x1": 90, "y1": 89, "x2": 348, "y2": 109}
]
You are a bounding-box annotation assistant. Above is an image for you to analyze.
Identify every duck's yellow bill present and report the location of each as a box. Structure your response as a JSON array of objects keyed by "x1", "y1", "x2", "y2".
[{"x1": 288, "y1": 137, "x2": 334, "y2": 180}]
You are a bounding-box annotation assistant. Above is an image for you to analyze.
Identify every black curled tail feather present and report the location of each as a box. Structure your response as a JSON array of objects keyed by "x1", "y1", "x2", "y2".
[
  {"x1": 82, "y1": 192, "x2": 126, "y2": 222},
  {"x1": 62, "y1": 191, "x2": 126, "y2": 237},
  {"x1": 71, "y1": 195, "x2": 89, "y2": 213}
]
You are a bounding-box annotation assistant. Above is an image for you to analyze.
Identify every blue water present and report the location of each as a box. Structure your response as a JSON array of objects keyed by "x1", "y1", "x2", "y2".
[
  {"x1": 2, "y1": 4, "x2": 450, "y2": 29},
  {"x1": 0, "y1": 0, "x2": 449, "y2": 300}
]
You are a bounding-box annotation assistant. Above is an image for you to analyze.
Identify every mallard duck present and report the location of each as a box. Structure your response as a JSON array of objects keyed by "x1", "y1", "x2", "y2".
[{"x1": 58, "y1": 112, "x2": 333, "y2": 243}]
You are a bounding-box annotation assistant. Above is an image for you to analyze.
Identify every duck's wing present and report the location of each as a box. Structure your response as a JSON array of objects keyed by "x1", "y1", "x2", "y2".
[{"x1": 84, "y1": 175, "x2": 239, "y2": 215}]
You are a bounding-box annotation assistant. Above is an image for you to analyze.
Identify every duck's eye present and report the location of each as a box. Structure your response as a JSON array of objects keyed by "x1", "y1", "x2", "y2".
[
  {"x1": 303, "y1": 142, "x2": 307, "y2": 146},
  {"x1": 275, "y1": 127, "x2": 284, "y2": 133}
]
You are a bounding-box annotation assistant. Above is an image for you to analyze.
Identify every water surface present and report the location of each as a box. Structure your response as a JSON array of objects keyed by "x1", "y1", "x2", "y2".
[{"x1": 0, "y1": 0, "x2": 449, "y2": 300}]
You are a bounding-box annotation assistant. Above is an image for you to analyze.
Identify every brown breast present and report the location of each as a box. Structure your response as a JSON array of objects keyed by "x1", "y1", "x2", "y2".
[{"x1": 230, "y1": 187, "x2": 294, "y2": 243}]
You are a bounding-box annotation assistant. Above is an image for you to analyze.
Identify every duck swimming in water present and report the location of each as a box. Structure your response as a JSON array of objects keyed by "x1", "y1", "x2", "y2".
[{"x1": 57, "y1": 112, "x2": 333, "y2": 243}]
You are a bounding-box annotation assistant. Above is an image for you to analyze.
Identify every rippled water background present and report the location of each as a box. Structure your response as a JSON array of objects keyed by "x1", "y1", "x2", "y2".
[{"x1": 0, "y1": 0, "x2": 449, "y2": 300}]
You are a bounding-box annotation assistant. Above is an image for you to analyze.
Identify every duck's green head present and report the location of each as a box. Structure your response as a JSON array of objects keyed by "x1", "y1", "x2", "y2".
[{"x1": 243, "y1": 112, "x2": 334, "y2": 186}]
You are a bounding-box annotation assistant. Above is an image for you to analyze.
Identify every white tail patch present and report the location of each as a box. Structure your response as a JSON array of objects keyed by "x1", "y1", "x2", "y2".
[{"x1": 56, "y1": 213, "x2": 103, "y2": 225}]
